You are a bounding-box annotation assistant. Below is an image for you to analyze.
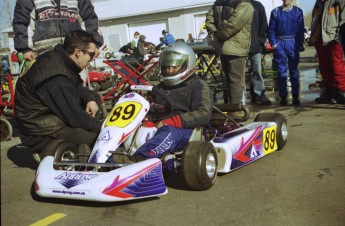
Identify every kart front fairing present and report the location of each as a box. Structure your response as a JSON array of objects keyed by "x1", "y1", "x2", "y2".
[
  {"x1": 35, "y1": 92, "x2": 167, "y2": 202},
  {"x1": 35, "y1": 157, "x2": 167, "y2": 202}
]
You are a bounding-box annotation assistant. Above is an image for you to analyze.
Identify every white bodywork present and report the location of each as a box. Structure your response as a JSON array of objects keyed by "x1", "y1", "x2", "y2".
[
  {"x1": 35, "y1": 91, "x2": 167, "y2": 202},
  {"x1": 212, "y1": 122, "x2": 278, "y2": 173}
]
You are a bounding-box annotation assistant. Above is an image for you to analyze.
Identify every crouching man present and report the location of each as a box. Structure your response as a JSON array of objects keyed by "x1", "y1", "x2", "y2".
[{"x1": 14, "y1": 30, "x2": 103, "y2": 161}]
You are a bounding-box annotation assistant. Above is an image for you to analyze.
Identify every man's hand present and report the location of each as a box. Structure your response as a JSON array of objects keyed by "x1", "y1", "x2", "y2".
[
  {"x1": 86, "y1": 101, "x2": 99, "y2": 117},
  {"x1": 23, "y1": 51, "x2": 36, "y2": 62}
]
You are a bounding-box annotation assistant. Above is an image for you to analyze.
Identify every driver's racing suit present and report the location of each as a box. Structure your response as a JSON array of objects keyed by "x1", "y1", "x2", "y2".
[
  {"x1": 267, "y1": 5, "x2": 304, "y2": 99},
  {"x1": 133, "y1": 75, "x2": 213, "y2": 159}
]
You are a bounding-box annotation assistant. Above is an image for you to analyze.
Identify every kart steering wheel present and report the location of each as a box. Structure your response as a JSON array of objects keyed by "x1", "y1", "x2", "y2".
[{"x1": 130, "y1": 85, "x2": 172, "y2": 117}]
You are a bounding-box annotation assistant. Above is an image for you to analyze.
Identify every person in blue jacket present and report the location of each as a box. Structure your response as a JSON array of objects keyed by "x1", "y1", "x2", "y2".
[
  {"x1": 267, "y1": 0, "x2": 304, "y2": 106},
  {"x1": 156, "y1": 30, "x2": 176, "y2": 49}
]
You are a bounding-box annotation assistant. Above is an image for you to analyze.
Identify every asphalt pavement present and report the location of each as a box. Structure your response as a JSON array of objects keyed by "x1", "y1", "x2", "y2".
[{"x1": 1, "y1": 46, "x2": 345, "y2": 226}]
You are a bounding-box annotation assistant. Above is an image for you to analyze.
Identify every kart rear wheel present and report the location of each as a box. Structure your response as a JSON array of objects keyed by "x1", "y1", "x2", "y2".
[
  {"x1": 182, "y1": 141, "x2": 217, "y2": 191},
  {"x1": 254, "y1": 113, "x2": 288, "y2": 150},
  {"x1": 41, "y1": 140, "x2": 78, "y2": 170},
  {"x1": 0, "y1": 117, "x2": 12, "y2": 141}
]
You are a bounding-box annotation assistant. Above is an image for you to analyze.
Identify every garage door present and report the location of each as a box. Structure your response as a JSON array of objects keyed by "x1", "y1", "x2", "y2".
[{"x1": 129, "y1": 20, "x2": 168, "y2": 46}]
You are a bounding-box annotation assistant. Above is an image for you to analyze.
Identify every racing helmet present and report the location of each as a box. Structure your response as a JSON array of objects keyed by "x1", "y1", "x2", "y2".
[{"x1": 159, "y1": 42, "x2": 196, "y2": 86}]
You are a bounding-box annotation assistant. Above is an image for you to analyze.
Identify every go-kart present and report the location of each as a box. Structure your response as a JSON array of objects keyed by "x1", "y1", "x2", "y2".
[{"x1": 35, "y1": 85, "x2": 288, "y2": 202}]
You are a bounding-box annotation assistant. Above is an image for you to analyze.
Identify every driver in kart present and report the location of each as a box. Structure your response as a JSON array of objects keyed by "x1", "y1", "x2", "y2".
[
  {"x1": 14, "y1": 30, "x2": 103, "y2": 161},
  {"x1": 132, "y1": 42, "x2": 213, "y2": 163}
]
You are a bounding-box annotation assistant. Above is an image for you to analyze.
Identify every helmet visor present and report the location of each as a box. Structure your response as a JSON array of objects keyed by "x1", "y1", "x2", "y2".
[{"x1": 160, "y1": 51, "x2": 188, "y2": 77}]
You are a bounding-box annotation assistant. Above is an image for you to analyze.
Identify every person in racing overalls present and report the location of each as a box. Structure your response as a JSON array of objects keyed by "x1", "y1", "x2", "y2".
[
  {"x1": 133, "y1": 42, "x2": 213, "y2": 163},
  {"x1": 267, "y1": 0, "x2": 304, "y2": 106}
]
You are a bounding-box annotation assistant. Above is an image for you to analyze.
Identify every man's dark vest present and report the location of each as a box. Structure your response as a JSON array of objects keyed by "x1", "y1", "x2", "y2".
[{"x1": 14, "y1": 44, "x2": 82, "y2": 136}]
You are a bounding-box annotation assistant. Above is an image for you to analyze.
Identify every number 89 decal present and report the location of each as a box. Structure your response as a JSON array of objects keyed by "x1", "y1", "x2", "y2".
[
  {"x1": 263, "y1": 126, "x2": 277, "y2": 155},
  {"x1": 105, "y1": 102, "x2": 142, "y2": 128}
]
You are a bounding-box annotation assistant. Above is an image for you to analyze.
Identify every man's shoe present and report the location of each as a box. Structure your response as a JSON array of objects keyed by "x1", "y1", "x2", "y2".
[
  {"x1": 256, "y1": 94, "x2": 272, "y2": 105},
  {"x1": 292, "y1": 98, "x2": 300, "y2": 106},
  {"x1": 292, "y1": 94, "x2": 300, "y2": 106},
  {"x1": 315, "y1": 88, "x2": 334, "y2": 104},
  {"x1": 78, "y1": 144, "x2": 91, "y2": 163},
  {"x1": 280, "y1": 98, "x2": 287, "y2": 106},
  {"x1": 335, "y1": 90, "x2": 345, "y2": 104}
]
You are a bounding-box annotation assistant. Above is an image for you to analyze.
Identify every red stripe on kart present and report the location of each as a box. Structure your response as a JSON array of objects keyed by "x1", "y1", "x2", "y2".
[
  {"x1": 102, "y1": 161, "x2": 160, "y2": 198},
  {"x1": 233, "y1": 127, "x2": 262, "y2": 162}
]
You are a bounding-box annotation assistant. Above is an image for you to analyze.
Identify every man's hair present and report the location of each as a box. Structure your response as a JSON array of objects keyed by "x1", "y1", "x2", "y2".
[{"x1": 63, "y1": 30, "x2": 97, "y2": 54}]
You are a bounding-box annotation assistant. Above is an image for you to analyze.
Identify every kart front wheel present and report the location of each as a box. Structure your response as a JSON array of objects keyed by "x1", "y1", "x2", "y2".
[
  {"x1": 182, "y1": 141, "x2": 218, "y2": 191},
  {"x1": 41, "y1": 140, "x2": 78, "y2": 170},
  {"x1": 254, "y1": 113, "x2": 288, "y2": 150}
]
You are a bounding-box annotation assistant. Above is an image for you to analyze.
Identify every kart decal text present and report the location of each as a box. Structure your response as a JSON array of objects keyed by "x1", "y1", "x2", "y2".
[
  {"x1": 55, "y1": 172, "x2": 98, "y2": 189},
  {"x1": 52, "y1": 190, "x2": 86, "y2": 196},
  {"x1": 145, "y1": 132, "x2": 173, "y2": 157}
]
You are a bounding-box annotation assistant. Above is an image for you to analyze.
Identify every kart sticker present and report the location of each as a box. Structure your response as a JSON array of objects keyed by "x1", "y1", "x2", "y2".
[
  {"x1": 105, "y1": 101, "x2": 142, "y2": 128},
  {"x1": 263, "y1": 126, "x2": 277, "y2": 155}
]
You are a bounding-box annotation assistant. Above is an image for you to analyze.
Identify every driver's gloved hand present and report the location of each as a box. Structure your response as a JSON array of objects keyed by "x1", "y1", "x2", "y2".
[{"x1": 156, "y1": 115, "x2": 182, "y2": 128}]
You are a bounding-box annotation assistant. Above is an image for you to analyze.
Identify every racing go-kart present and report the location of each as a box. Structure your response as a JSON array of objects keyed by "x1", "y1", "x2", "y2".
[{"x1": 35, "y1": 85, "x2": 288, "y2": 202}]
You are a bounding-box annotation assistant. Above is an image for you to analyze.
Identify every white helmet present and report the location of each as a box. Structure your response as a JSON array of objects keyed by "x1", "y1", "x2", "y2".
[{"x1": 159, "y1": 42, "x2": 196, "y2": 86}]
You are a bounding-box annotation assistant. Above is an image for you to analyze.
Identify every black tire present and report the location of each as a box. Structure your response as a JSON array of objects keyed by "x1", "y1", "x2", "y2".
[
  {"x1": 90, "y1": 82, "x2": 101, "y2": 91},
  {"x1": 41, "y1": 140, "x2": 78, "y2": 170},
  {"x1": 104, "y1": 52, "x2": 112, "y2": 59},
  {"x1": 0, "y1": 117, "x2": 12, "y2": 141},
  {"x1": 254, "y1": 113, "x2": 288, "y2": 150},
  {"x1": 182, "y1": 141, "x2": 218, "y2": 191}
]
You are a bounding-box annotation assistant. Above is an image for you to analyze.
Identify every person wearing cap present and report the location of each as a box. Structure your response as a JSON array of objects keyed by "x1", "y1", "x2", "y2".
[
  {"x1": 156, "y1": 30, "x2": 176, "y2": 49},
  {"x1": 132, "y1": 42, "x2": 213, "y2": 163},
  {"x1": 267, "y1": 0, "x2": 304, "y2": 106}
]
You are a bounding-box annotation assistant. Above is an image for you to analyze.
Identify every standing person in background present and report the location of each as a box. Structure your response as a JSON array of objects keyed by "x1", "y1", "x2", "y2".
[
  {"x1": 1, "y1": 56, "x2": 10, "y2": 74},
  {"x1": 133, "y1": 35, "x2": 147, "y2": 62},
  {"x1": 11, "y1": 51, "x2": 20, "y2": 74},
  {"x1": 156, "y1": 30, "x2": 176, "y2": 50},
  {"x1": 310, "y1": 0, "x2": 345, "y2": 104},
  {"x1": 206, "y1": 0, "x2": 254, "y2": 106},
  {"x1": 13, "y1": 0, "x2": 104, "y2": 62},
  {"x1": 267, "y1": 0, "x2": 304, "y2": 106},
  {"x1": 187, "y1": 33, "x2": 195, "y2": 42},
  {"x1": 132, "y1": 31, "x2": 140, "y2": 50},
  {"x1": 248, "y1": 0, "x2": 271, "y2": 105}
]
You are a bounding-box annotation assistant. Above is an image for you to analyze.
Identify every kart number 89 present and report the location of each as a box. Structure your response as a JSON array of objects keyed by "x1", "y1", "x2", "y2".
[
  {"x1": 105, "y1": 102, "x2": 142, "y2": 128},
  {"x1": 263, "y1": 126, "x2": 277, "y2": 155}
]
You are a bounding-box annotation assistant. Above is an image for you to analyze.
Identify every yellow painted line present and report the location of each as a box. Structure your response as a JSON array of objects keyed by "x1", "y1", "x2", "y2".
[{"x1": 30, "y1": 213, "x2": 67, "y2": 226}]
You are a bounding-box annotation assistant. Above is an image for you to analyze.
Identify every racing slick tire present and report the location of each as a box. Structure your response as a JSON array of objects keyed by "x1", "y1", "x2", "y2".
[
  {"x1": 254, "y1": 113, "x2": 288, "y2": 150},
  {"x1": 41, "y1": 140, "x2": 78, "y2": 170},
  {"x1": 0, "y1": 117, "x2": 12, "y2": 141},
  {"x1": 182, "y1": 141, "x2": 218, "y2": 191}
]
